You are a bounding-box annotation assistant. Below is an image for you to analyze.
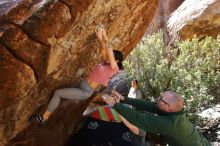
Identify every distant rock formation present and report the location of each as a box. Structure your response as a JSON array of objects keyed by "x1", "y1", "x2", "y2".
[
  {"x1": 146, "y1": 0, "x2": 184, "y2": 44},
  {"x1": 146, "y1": 0, "x2": 220, "y2": 43},
  {"x1": 0, "y1": 0, "x2": 158, "y2": 146},
  {"x1": 168, "y1": 0, "x2": 220, "y2": 40}
]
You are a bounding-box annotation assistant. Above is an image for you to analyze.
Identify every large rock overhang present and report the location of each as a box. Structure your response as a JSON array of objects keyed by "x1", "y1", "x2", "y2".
[{"x1": 0, "y1": 0, "x2": 158, "y2": 146}]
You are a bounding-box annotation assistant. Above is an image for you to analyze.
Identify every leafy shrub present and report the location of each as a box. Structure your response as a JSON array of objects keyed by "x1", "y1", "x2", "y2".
[{"x1": 124, "y1": 32, "x2": 220, "y2": 123}]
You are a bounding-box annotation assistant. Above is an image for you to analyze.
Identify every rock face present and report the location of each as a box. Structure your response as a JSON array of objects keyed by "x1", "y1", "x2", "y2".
[
  {"x1": 168, "y1": 0, "x2": 220, "y2": 40},
  {"x1": 0, "y1": 0, "x2": 158, "y2": 146},
  {"x1": 104, "y1": 70, "x2": 129, "y2": 96},
  {"x1": 146, "y1": 0, "x2": 184, "y2": 43}
]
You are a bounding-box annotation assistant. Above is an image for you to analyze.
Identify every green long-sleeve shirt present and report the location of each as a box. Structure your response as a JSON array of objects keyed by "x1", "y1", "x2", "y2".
[{"x1": 113, "y1": 97, "x2": 211, "y2": 146}]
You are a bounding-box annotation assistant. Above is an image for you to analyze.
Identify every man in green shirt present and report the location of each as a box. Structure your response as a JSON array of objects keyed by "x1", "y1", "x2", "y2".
[{"x1": 102, "y1": 91, "x2": 211, "y2": 146}]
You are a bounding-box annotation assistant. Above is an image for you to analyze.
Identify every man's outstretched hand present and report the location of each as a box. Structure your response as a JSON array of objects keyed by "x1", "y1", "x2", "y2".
[
  {"x1": 111, "y1": 90, "x2": 124, "y2": 102},
  {"x1": 102, "y1": 91, "x2": 124, "y2": 106},
  {"x1": 102, "y1": 94, "x2": 117, "y2": 106}
]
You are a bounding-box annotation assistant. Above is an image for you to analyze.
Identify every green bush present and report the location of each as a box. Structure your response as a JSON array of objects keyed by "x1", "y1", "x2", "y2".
[{"x1": 124, "y1": 32, "x2": 220, "y2": 123}]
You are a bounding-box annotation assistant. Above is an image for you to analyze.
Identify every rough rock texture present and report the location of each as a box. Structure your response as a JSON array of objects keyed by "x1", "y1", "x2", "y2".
[
  {"x1": 104, "y1": 70, "x2": 129, "y2": 96},
  {"x1": 0, "y1": 0, "x2": 158, "y2": 146},
  {"x1": 146, "y1": 0, "x2": 184, "y2": 44},
  {"x1": 168, "y1": 0, "x2": 220, "y2": 40}
]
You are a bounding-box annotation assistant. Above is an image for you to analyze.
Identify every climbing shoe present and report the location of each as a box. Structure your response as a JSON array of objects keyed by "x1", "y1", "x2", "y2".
[{"x1": 29, "y1": 115, "x2": 46, "y2": 125}]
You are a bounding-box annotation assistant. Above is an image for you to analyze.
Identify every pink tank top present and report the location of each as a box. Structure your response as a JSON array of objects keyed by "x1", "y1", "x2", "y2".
[{"x1": 88, "y1": 62, "x2": 119, "y2": 86}]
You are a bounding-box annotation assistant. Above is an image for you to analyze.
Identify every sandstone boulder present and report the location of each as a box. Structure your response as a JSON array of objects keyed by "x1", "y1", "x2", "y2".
[
  {"x1": 146, "y1": 0, "x2": 184, "y2": 44},
  {"x1": 168, "y1": 0, "x2": 220, "y2": 40},
  {"x1": 0, "y1": 0, "x2": 158, "y2": 146}
]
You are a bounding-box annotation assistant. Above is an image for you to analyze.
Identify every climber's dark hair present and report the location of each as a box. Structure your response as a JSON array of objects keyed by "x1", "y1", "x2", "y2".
[{"x1": 113, "y1": 50, "x2": 124, "y2": 70}]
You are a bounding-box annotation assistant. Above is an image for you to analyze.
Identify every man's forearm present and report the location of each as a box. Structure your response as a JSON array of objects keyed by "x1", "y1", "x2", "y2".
[
  {"x1": 113, "y1": 103, "x2": 147, "y2": 130},
  {"x1": 119, "y1": 114, "x2": 139, "y2": 135}
]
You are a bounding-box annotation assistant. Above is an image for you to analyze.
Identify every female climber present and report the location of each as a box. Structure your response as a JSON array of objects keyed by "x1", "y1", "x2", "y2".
[{"x1": 31, "y1": 27, "x2": 124, "y2": 124}]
